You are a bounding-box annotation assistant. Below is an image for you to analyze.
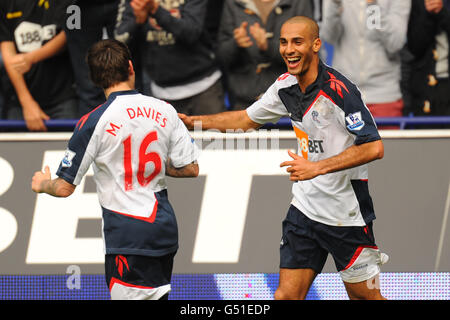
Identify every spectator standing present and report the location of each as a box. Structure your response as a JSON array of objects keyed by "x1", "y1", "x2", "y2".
[
  {"x1": 118, "y1": 1, "x2": 152, "y2": 92},
  {"x1": 64, "y1": 0, "x2": 120, "y2": 117},
  {"x1": 217, "y1": 0, "x2": 314, "y2": 110},
  {"x1": 206, "y1": 0, "x2": 225, "y2": 45},
  {"x1": 406, "y1": 0, "x2": 450, "y2": 126},
  {"x1": 119, "y1": 0, "x2": 226, "y2": 116},
  {"x1": 0, "y1": 0, "x2": 78, "y2": 132},
  {"x1": 321, "y1": 0, "x2": 411, "y2": 129}
]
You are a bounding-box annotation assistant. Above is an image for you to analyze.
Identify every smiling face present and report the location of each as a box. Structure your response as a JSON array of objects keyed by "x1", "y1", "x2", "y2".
[{"x1": 279, "y1": 19, "x2": 321, "y2": 80}]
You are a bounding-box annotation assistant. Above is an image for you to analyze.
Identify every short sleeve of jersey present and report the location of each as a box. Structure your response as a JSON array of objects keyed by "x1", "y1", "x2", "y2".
[
  {"x1": 246, "y1": 80, "x2": 289, "y2": 125},
  {"x1": 56, "y1": 123, "x2": 98, "y2": 185},
  {"x1": 168, "y1": 115, "x2": 200, "y2": 168},
  {"x1": 343, "y1": 85, "x2": 381, "y2": 145}
]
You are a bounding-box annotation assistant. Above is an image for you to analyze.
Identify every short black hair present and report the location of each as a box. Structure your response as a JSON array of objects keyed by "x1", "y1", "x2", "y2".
[
  {"x1": 283, "y1": 16, "x2": 320, "y2": 40},
  {"x1": 86, "y1": 39, "x2": 132, "y2": 89}
]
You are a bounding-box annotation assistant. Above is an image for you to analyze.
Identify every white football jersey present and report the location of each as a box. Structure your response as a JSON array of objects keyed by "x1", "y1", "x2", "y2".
[
  {"x1": 247, "y1": 62, "x2": 381, "y2": 227},
  {"x1": 57, "y1": 90, "x2": 200, "y2": 256}
]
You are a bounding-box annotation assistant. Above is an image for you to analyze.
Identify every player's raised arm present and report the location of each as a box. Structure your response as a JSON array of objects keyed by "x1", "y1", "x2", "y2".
[{"x1": 178, "y1": 110, "x2": 261, "y2": 132}]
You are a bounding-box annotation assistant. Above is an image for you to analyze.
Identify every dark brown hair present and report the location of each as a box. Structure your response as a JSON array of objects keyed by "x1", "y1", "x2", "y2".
[{"x1": 86, "y1": 39, "x2": 132, "y2": 89}]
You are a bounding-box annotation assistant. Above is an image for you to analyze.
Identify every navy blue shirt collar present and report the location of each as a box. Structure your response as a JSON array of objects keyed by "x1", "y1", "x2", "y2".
[{"x1": 107, "y1": 89, "x2": 139, "y2": 100}]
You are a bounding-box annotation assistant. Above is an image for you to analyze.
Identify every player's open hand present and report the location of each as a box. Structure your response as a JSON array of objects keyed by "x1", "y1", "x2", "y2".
[
  {"x1": 280, "y1": 150, "x2": 320, "y2": 181},
  {"x1": 31, "y1": 165, "x2": 51, "y2": 193},
  {"x1": 178, "y1": 113, "x2": 195, "y2": 129}
]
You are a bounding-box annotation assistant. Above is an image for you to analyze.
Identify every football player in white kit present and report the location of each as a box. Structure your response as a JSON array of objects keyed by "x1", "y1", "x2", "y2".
[
  {"x1": 179, "y1": 16, "x2": 389, "y2": 300},
  {"x1": 31, "y1": 39, "x2": 200, "y2": 300}
]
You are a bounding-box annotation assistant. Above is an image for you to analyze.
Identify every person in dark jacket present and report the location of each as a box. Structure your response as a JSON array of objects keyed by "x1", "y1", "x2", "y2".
[
  {"x1": 406, "y1": 0, "x2": 450, "y2": 126},
  {"x1": 217, "y1": 0, "x2": 314, "y2": 110},
  {"x1": 117, "y1": 0, "x2": 226, "y2": 116},
  {"x1": 64, "y1": 0, "x2": 121, "y2": 117}
]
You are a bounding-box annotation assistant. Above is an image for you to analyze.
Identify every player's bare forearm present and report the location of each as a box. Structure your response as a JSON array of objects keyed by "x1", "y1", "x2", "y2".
[
  {"x1": 179, "y1": 110, "x2": 261, "y2": 132},
  {"x1": 165, "y1": 160, "x2": 199, "y2": 178},
  {"x1": 31, "y1": 166, "x2": 75, "y2": 197},
  {"x1": 37, "y1": 178, "x2": 75, "y2": 197},
  {"x1": 316, "y1": 139, "x2": 384, "y2": 176},
  {"x1": 281, "y1": 140, "x2": 384, "y2": 181}
]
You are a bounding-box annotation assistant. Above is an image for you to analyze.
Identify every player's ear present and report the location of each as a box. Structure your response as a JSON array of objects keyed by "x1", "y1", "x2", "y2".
[
  {"x1": 128, "y1": 60, "x2": 135, "y2": 77},
  {"x1": 313, "y1": 37, "x2": 321, "y2": 53}
]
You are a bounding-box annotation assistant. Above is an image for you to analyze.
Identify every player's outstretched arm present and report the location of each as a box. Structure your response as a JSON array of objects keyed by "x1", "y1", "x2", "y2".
[
  {"x1": 281, "y1": 140, "x2": 384, "y2": 181},
  {"x1": 165, "y1": 160, "x2": 199, "y2": 178},
  {"x1": 178, "y1": 110, "x2": 261, "y2": 132},
  {"x1": 31, "y1": 165, "x2": 76, "y2": 197}
]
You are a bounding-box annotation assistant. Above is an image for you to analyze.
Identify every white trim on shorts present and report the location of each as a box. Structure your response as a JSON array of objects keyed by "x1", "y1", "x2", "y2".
[
  {"x1": 339, "y1": 246, "x2": 385, "y2": 283},
  {"x1": 109, "y1": 277, "x2": 171, "y2": 300}
]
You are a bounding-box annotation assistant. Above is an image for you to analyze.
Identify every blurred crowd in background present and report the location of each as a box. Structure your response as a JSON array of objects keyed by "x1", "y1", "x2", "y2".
[{"x1": 0, "y1": 0, "x2": 449, "y2": 131}]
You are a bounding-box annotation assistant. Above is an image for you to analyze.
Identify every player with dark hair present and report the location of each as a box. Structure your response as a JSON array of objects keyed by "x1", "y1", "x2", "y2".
[
  {"x1": 180, "y1": 16, "x2": 389, "y2": 300},
  {"x1": 31, "y1": 39, "x2": 200, "y2": 300},
  {"x1": 86, "y1": 39, "x2": 133, "y2": 90}
]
